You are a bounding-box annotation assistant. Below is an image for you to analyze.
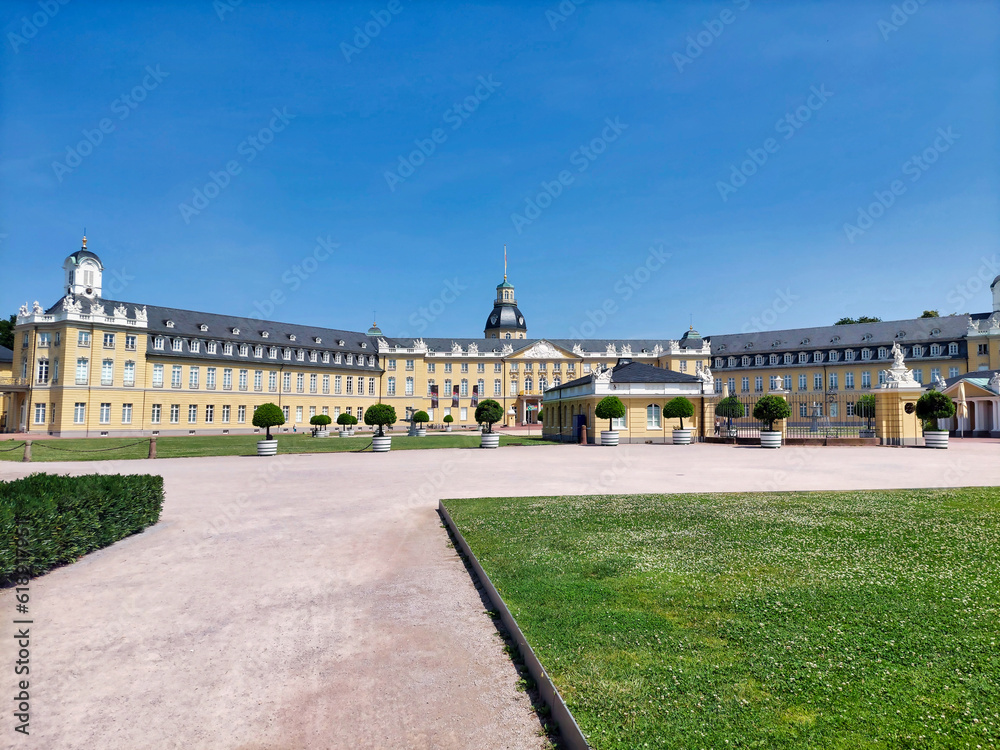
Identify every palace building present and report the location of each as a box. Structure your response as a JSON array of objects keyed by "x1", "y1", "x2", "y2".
[{"x1": 2, "y1": 239, "x2": 999, "y2": 436}]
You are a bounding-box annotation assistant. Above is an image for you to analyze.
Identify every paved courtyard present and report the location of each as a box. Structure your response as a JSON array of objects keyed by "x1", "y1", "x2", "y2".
[{"x1": 1, "y1": 441, "x2": 998, "y2": 749}]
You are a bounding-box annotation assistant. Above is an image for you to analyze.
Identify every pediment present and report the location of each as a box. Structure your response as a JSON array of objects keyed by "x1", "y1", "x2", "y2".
[{"x1": 509, "y1": 340, "x2": 574, "y2": 360}]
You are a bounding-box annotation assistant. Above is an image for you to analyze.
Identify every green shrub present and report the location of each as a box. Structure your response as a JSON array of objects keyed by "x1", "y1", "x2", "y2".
[
  {"x1": 412, "y1": 410, "x2": 430, "y2": 425},
  {"x1": 715, "y1": 396, "x2": 743, "y2": 419},
  {"x1": 443, "y1": 414, "x2": 454, "y2": 423},
  {"x1": 252, "y1": 403, "x2": 285, "y2": 440},
  {"x1": 855, "y1": 394, "x2": 876, "y2": 430},
  {"x1": 595, "y1": 396, "x2": 626, "y2": 431},
  {"x1": 663, "y1": 397, "x2": 695, "y2": 429},
  {"x1": 364, "y1": 403, "x2": 397, "y2": 436},
  {"x1": 475, "y1": 399, "x2": 504, "y2": 433},
  {"x1": 310, "y1": 414, "x2": 332, "y2": 428},
  {"x1": 337, "y1": 412, "x2": 358, "y2": 427},
  {"x1": 1, "y1": 473, "x2": 164, "y2": 581},
  {"x1": 752, "y1": 394, "x2": 792, "y2": 432},
  {"x1": 915, "y1": 391, "x2": 955, "y2": 431}
]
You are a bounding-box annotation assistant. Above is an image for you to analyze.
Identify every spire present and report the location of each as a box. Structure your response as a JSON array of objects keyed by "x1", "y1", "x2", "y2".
[{"x1": 503, "y1": 244, "x2": 507, "y2": 281}]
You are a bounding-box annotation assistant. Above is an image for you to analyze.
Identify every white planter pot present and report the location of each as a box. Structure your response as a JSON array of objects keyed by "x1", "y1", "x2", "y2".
[
  {"x1": 672, "y1": 429, "x2": 693, "y2": 445},
  {"x1": 256, "y1": 439, "x2": 278, "y2": 456},
  {"x1": 924, "y1": 431, "x2": 949, "y2": 449},
  {"x1": 445, "y1": 424, "x2": 452, "y2": 432},
  {"x1": 760, "y1": 431, "x2": 782, "y2": 449},
  {"x1": 313, "y1": 430, "x2": 329, "y2": 438},
  {"x1": 372, "y1": 435, "x2": 392, "y2": 453},
  {"x1": 480, "y1": 433, "x2": 500, "y2": 449},
  {"x1": 601, "y1": 430, "x2": 619, "y2": 447},
  {"x1": 339, "y1": 430, "x2": 350, "y2": 437},
  {"x1": 415, "y1": 428, "x2": 427, "y2": 437}
]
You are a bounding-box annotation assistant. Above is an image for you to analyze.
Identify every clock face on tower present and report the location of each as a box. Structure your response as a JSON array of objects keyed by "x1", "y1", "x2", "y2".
[{"x1": 518, "y1": 316, "x2": 524, "y2": 325}]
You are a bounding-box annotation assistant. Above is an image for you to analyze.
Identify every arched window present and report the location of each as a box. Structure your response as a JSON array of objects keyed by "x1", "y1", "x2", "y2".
[
  {"x1": 524, "y1": 377, "x2": 533, "y2": 393},
  {"x1": 505, "y1": 333, "x2": 511, "y2": 339},
  {"x1": 646, "y1": 403, "x2": 661, "y2": 429}
]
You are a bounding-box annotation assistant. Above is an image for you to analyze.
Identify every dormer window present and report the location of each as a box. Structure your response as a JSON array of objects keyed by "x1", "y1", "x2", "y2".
[
  {"x1": 813, "y1": 352, "x2": 823, "y2": 363},
  {"x1": 207, "y1": 341, "x2": 217, "y2": 354},
  {"x1": 283, "y1": 348, "x2": 291, "y2": 361},
  {"x1": 296, "y1": 350, "x2": 304, "y2": 362},
  {"x1": 335, "y1": 352, "x2": 342, "y2": 364},
  {"x1": 741, "y1": 355, "x2": 750, "y2": 366},
  {"x1": 289, "y1": 334, "x2": 296, "y2": 342},
  {"x1": 269, "y1": 347, "x2": 277, "y2": 359},
  {"x1": 769, "y1": 354, "x2": 778, "y2": 365},
  {"x1": 190, "y1": 340, "x2": 200, "y2": 353},
  {"x1": 948, "y1": 342, "x2": 959, "y2": 355},
  {"x1": 744, "y1": 343, "x2": 753, "y2": 350},
  {"x1": 232, "y1": 327, "x2": 240, "y2": 335},
  {"x1": 718, "y1": 344, "x2": 727, "y2": 352},
  {"x1": 798, "y1": 352, "x2": 808, "y2": 364},
  {"x1": 360, "y1": 342, "x2": 367, "y2": 349},
  {"x1": 261, "y1": 331, "x2": 269, "y2": 339},
  {"x1": 166, "y1": 320, "x2": 175, "y2": 328},
  {"x1": 783, "y1": 353, "x2": 792, "y2": 364},
  {"x1": 346, "y1": 354, "x2": 353, "y2": 365},
  {"x1": 254, "y1": 345, "x2": 263, "y2": 358},
  {"x1": 830, "y1": 336, "x2": 840, "y2": 343},
  {"x1": 199, "y1": 324, "x2": 208, "y2": 332},
  {"x1": 172, "y1": 339, "x2": 183, "y2": 352},
  {"x1": 309, "y1": 351, "x2": 318, "y2": 363},
  {"x1": 314, "y1": 337, "x2": 322, "y2": 344},
  {"x1": 728, "y1": 356, "x2": 737, "y2": 367},
  {"x1": 930, "y1": 328, "x2": 941, "y2": 336},
  {"x1": 912, "y1": 345, "x2": 923, "y2": 357},
  {"x1": 829, "y1": 350, "x2": 839, "y2": 362},
  {"x1": 845, "y1": 349, "x2": 855, "y2": 361},
  {"x1": 771, "y1": 340, "x2": 781, "y2": 348},
  {"x1": 239, "y1": 344, "x2": 249, "y2": 356},
  {"x1": 800, "y1": 338, "x2": 810, "y2": 345},
  {"x1": 896, "y1": 331, "x2": 906, "y2": 338},
  {"x1": 877, "y1": 347, "x2": 888, "y2": 359},
  {"x1": 322, "y1": 352, "x2": 330, "y2": 363},
  {"x1": 223, "y1": 343, "x2": 233, "y2": 356},
  {"x1": 862, "y1": 333, "x2": 873, "y2": 342},
  {"x1": 153, "y1": 336, "x2": 164, "y2": 350},
  {"x1": 337, "y1": 340, "x2": 345, "y2": 346},
  {"x1": 754, "y1": 355, "x2": 764, "y2": 365}
]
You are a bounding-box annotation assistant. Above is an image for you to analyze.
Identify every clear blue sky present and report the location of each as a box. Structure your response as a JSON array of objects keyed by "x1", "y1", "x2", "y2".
[{"x1": 2, "y1": 1, "x2": 998, "y2": 340}]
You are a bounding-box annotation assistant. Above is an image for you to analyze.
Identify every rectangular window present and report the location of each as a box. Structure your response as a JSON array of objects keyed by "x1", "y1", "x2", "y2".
[
  {"x1": 101, "y1": 359, "x2": 114, "y2": 386},
  {"x1": 296, "y1": 373, "x2": 304, "y2": 393},
  {"x1": 679, "y1": 360, "x2": 687, "y2": 372},
  {"x1": 100, "y1": 402, "x2": 111, "y2": 424},
  {"x1": 949, "y1": 367, "x2": 959, "y2": 378},
  {"x1": 405, "y1": 376, "x2": 414, "y2": 396},
  {"x1": 208, "y1": 341, "x2": 217, "y2": 354},
  {"x1": 783, "y1": 375, "x2": 792, "y2": 390},
  {"x1": 122, "y1": 403, "x2": 132, "y2": 424},
  {"x1": 387, "y1": 359, "x2": 396, "y2": 370},
  {"x1": 829, "y1": 372, "x2": 838, "y2": 390},
  {"x1": 33, "y1": 403, "x2": 46, "y2": 424},
  {"x1": 295, "y1": 406, "x2": 303, "y2": 423},
  {"x1": 123, "y1": 360, "x2": 135, "y2": 386},
  {"x1": 845, "y1": 372, "x2": 854, "y2": 389},
  {"x1": 322, "y1": 375, "x2": 329, "y2": 394},
  {"x1": 334, "y1": 375, "x2": 342, "y2": 394},
  {"x1": 930, "y1": 367, "x2": 941, "y2": 381},
  {"x1": 309, "y1": 373, "x2": 317, "y2": 393},
  {"x1": 238, "y1": 405, "x2": 246, "y2": 423},
  {"x1": 406, "y1": 359, "x2": 414, "y2": 371},
  {"x1": 978, "y1": 343, "x2": 989, "y2": 355},
  {"x1": 814, "y1": 374, "x2": 823, "y2": 390},
  {"x1": 754, "y1": 376, "x2": 763, "y2": 392},
  {"x1": 846, "y1": 402, "x2": 855, "y2": 417},
  {"x1": 220, "y1": 368, "x2": 232, "y2": 390},
  {"x1": 346, "y1": 376, "x2": 354, "y2": 395},
  {"x1": 369, "y1": 377, "x2": 376, "y2": 396},
  {"x1": 460, "y1": 379, "x2": 468, "y2": 397},
  {"x1": 800, "y1": 403, "x2": 809, "y2": 418},
  {"x1": 170, "y1": 404, "x2": 180, "y2": 424},
  {"x1": 172, "y1": 339, "x2": 183, "y2": 352},
  {"x1": 152, "y1": 363, "x2": 164, "y2": 387},
  {"x1": 798, "y1": 374, "x2": 807, "y2": 391},
  {"x1": 427, "y1": 362, "x2": 436, "y2": 373},
  {"x1": 189, "y1": 366, "x2": 200, "y2": 389},
  {"x1": 727, "y1": 378, "x2": 735, "y2": 393},
  {"x1": 188, "y1": 404, "x2": 197, "y2": 423},
  {"x1": 207, "y1": 367, "x2": 217, "y2": 389},
  {"x1": 103, "y1": 333, "x2": 115, "y2": 349},
  {"x1": 150, "y1": 404, "x2": 161, "y2": 424},
  {"x1": 387, "y1": 377, "x2": 396, "y2": 395},
  {"x1": 78, "y1": 331, "x2": 91, "y2": 347},
  {"x1": 741, "y1": 377, "x2": 749, "y2": 393},
  {"x1": 494, "y1": 362, "x2": 502, "y2": 373},
  {"x1": 172, "y1": 365, "x2": 182, "y2": 388},
  {"x1": 460, "y1": 363, "x2": 469, "y2": 373},
  {"x1": 38, "y1": 332, "x2": 51, "y2": 348},
  {"x1": 269, "y1": 371, "x2": 277, "y2": 392},
  {"x1": 254, "y1": 370, "x2": 263, "y2": 391},
  {"x1": 861, "y1": 371, "x2": 871, "y2": 388},
  {"x1": 205, "y1": 404, "x2": 214, "y2": 423},
  {"x1": 74, "y1": 402, "x2": 86, "y2": 424},
  {"x1": 460, "y1": 407, "x2": 468, "y2": 422},
  {"x1": 220, "y1": 404, "x2": 230, "y2": 423},
  {"x1": 477, "y1": 362, "x2": 485, "y2": 373},
  {"x1": 445, "y1": 362, "x2": 453, "y2": 373},
  {"x1": 239, "y1": 369, "x2": 248, "y2": 391},
  {"x1": 914, "y1": 369, "x2": 923, "y2": 384},
  {"x1": 36, "y1": 358, "x2": 49, "y2": 384},
  {"x1": 494, "y1": 379, "x2": 502, "y2": 396},
  {"x1": 612, "y1": 414, "x2": 626, "y2": 429},
  {"x1": 646, "y1": 403, "x2": 661, "y2": 429},
  {"x1": 282, "y1": 372, "x2": 291, "y2": 392},
  {"x1": 125, "y1": 334, "x2": 137, "y2": 351}
]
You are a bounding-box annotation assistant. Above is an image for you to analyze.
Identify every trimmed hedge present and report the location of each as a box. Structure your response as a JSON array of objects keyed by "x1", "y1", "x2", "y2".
[{"x1": 1, "y1": 473, "x2": 164, "y2": 581}]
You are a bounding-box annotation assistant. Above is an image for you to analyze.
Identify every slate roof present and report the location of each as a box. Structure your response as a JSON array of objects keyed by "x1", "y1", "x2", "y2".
[
  {"x1": 708, "y1": 314, "x2": 972, "y2": 355},
  {"x1": 547, "y1": 361, "x2": 701, "y2": 392},
  {"x1": 0, "y1": 345, "x2": 13, "y2": 363},
  {"x1": 484, "y1": 303, "x2": 527, "y2": 333},
  {"x1": 942, "y1": 368, "x2": 1000, "y2": 394}
]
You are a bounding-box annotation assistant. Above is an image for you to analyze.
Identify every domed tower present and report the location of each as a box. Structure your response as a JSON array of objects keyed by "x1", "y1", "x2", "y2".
[
  {"x1": 992, "y1": 274, "x2": 1000, "y2": 313},
  {"x1": 62, "y1": 235, "x2": 103, "y2": 298},
  {"x1": 484, "y1": 247, "x2": 527, "y2": 339}
]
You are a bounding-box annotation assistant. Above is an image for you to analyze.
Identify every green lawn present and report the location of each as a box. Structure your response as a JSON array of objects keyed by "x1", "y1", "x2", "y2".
[
  {"x1": 0, "y1": 432, "x2": 552, "y2": 462},
  {"x1": 445, "y1": 489, "x2": 1000, "y2": 749}
]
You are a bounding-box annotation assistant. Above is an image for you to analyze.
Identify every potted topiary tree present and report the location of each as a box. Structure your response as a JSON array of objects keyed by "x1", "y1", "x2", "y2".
[
  {"x1": 715, "y1": 396, "x2": 743, "y2": 439},
  {"x1": 916, "y1": 390, "x2": 955, "y2": 449},
  {"x1": 595, "y1": 395, "x2": 626, "y2": 446},
  {"x1": 365, "y1": 403, "x2": 397, "y2": 452},
  {"x1": 412, "y1": 410, "x2": 429, "y2": 437},
  {"x1": 252, "y1": 403, "x2": 285, "y2": 455},
  {"x1": 337, "y1": 411, "x2": 357, "y2": 437},
  {"x1": 663, "y1": 396, "x2": 695, "y2": 445},
  {"x1": 475, "y1": 399, "x2": 504, "y2": 448},
  {"x1": 310, "y1": 413, "x2": 332, "y2": 437},
  {"x1": 752, "y1": 394, "x2": 791, "y2": 448},
  {"x1": 855, "y1": 394, "x2": 876, "y2": 438},
  {"x1": 443, "y1": 413, "x2": 454, "y2": 432}
]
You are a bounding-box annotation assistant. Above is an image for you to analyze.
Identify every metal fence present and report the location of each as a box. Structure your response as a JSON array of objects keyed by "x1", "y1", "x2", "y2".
[{"x1": 710, "y1": 391, "x2": 878, "y2": 439}]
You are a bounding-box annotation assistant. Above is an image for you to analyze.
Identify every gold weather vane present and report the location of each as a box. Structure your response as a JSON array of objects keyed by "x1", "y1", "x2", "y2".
[{"x1": 82, "y1": 229, "x2": 87, "y2": 250}]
